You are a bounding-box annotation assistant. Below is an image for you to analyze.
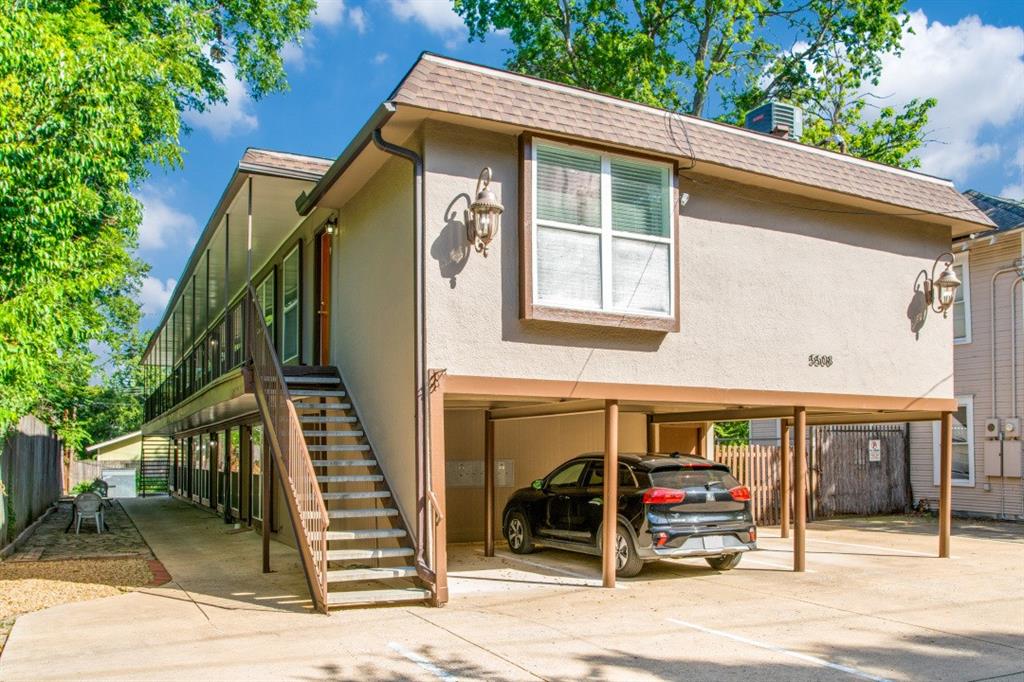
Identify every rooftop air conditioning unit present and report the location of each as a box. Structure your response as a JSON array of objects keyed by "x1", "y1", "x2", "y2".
[{"x1": 744, "y1": 101, "x2": 803, "y2": 141}]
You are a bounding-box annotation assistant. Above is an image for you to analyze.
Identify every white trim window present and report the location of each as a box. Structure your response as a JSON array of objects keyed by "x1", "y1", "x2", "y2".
[
  {"x1": 531, "y1": 141, "x2": 674, "y2": 317},
  {"x1": 281, "y1": 245, "x2": 300, "y2": 364},
  {"x1": 952, "y1": 253, "x2": 971, "y2": 344},
  {"x1": 933, "y1": 395, "x2": 975, "y2": 486}
]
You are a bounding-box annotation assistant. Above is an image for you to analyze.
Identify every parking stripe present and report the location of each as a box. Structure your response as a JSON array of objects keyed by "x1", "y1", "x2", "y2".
[
  {"x1": 493, "y1": 550, "x2": 629, "y2": 589},
  {"x1": 666, "y1": 618, "x2": 891, "y2": 682},
  {"x1": 804, "y1": 538, "x2": 948, "y2": 557},
  {"x1": 740, "y1": 555, "x2": 817, "y2": 573},
  {"x1": 388, "y1": 642, "x2": 457, "y2": 681}
]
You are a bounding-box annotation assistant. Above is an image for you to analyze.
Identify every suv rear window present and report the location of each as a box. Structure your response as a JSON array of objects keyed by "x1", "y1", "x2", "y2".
[{"x1": 649, "y1": 467, "x2": 741, "y2": 490}]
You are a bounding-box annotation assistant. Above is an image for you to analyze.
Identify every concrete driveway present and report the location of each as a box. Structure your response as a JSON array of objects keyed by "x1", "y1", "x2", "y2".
[{"x1": 0, "y1": 497, "x2": 1021, "y2": 681}]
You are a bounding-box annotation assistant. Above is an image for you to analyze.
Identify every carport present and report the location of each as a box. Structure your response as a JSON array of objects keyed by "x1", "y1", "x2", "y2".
[{"x1": 428, "y1": 374, "x2": 957, "y2": 599}]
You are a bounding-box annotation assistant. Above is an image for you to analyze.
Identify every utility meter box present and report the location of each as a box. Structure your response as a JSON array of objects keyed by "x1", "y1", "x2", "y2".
[
  {"x1": 984, "y1": 418, "x2": 1001, "y2": 438},
  {"x1": 1004, "y1": 418, "x2": 1021, "y2": 438},
  {"x1": 984, "y1": 440, "x2": 1022, "y2": 478}
]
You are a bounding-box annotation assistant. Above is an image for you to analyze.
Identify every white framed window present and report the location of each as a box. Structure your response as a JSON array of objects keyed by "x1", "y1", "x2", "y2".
[
  {"x1": 933, "y1": 395, "x2": 974, "y2": 487},
  {"x1": 952, "y1": 253, "x2": 971, "y2": 344},
  {"x1": 256, "y1": 269, "x2": 276, "y2": 342},
  {"x1": 281, "y1": 245, "x2": 300, "y2": 364},
  {"x1": 531, "y1": 140, "x2": 674, "y2": 318}
]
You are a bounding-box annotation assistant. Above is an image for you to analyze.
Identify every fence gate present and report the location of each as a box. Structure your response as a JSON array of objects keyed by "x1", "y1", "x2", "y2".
[
  {"x1": 811, "y1": 425, "x2": 910, "y2": 518},
  {"x1": 715, "y1": 424, "x2": 910, "y2": 525}
]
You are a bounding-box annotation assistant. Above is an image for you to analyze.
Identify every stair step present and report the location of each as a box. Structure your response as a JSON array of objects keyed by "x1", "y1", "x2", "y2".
[
  {"x1": 303, "y1": 430, "x2": 364, "y2": 438},
  {"x1": 316, "y1": 474, "x2": 383, "y2": 483},
  {"x1": 327, "y1": 508, "x2": 398, "y2": 519},
  {"x1": 322, "y1": 490, "x2": 390, "y2": 501},
  {"x1": 310, "y1": 459, "x2": 377, "y2": 467},
  {"x1": 327, "y1": 546, "x2": 413, "y2": 561},
  {"x1": 290, "y1": 389, "x2": 347, "y2": 398},
  {"x1": 293, "y1": 402, "x2": 351, "y2": 410},
  {"x1": 308, "y1": 444, "x2": 371, "y2": 452},
  {"x1": 322, "y1": 528, "x2": 407, "y2": 541},
  {"x1": 284, "y1": 375, "x2": 340, "y2": 385},
  {"x1": 300, "y1": 415, "x2": 358, "y2": 424},
  {"x1": 326, "y1": 588, "x2": 429, "y2": 606},
  {"x1": 326, "y1": 566, "x2": 417, "y2": 582}
]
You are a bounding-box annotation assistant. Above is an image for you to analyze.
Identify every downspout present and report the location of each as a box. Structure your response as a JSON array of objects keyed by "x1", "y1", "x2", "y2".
[{"x1": 371, "y1": 118, "x2": 435, "y2": 586}]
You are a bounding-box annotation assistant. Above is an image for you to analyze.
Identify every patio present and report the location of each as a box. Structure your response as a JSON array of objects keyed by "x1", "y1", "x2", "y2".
[
  {"x1": 8, "y1": 499, "x2": 153, "y2": 563},
  {"x1": 0, "y1": 496, "x2": 1021, "y2": 681}
]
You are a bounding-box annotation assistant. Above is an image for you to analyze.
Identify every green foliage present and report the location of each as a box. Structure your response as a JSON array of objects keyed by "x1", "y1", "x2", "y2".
[
  {"x1": 714, "y1": 420, "x2": 750, "y2": 444},
  {"x1": 71, "y1": 480, "x2": 96, "y2": 495},
  {"x1": 0, "y1": 0, "x2": 314, "y2": 437},
  {"x1": 454, "y1": 0, "x2": 935, "y2": 168}
]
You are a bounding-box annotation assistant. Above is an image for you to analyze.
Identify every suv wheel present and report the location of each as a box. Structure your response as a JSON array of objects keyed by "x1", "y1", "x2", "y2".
[
  {"x1": 614, "y1": 523, "x2": 643, "y2": 578},
  {"x1": 705, "y1": 553, "x2": 743, "y2": 571},
  {"x1": 506, "y1": 511, "x2": 534, "y2": 554}
]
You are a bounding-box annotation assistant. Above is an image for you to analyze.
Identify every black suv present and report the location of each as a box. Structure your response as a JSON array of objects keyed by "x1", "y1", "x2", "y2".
[{"x1": 502, "y1": 453, "x2": 757, "y2": 577}]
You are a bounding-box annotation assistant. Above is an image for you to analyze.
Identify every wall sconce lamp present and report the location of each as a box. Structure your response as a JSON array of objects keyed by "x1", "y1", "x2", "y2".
[
  {"x1": 923, "y1": 252, "x2": 961, "y2": 317},
  {"x1": 324, "y1": 214, "x2": 338, "y2": 236},
  {"x1": 466, "y1": 167, "x2": 503, "y2": 257}
]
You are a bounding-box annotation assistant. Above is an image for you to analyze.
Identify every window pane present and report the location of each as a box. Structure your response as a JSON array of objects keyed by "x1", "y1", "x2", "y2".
[
  {"x1": 952, "y1": 404, "x2": 970, "y2": 481},
  {"x1": 536, "y1": 145, "x2": 601, "y2": 228},
  {"x1": 611, "y1": 158, "x2": 669, "y2": 237},
  {"x1": 282, "y1": 249, "x2": 300, "y2": 363},
  {"x1": 611, "y1": 238, "x2": 670, "y2": 314},
  {"x1": 252, "y1": 425, "x2": 264, "y2": 520},
  {"x1": 536, "y1": 226, "x2": 601, "y2": 308},
  {"x1": 549, "y1": 462, "x2": 586, "y2": 488}
]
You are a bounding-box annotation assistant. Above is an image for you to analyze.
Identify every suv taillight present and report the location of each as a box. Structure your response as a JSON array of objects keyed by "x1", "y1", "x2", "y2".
[
  {"x1": 643, "y1": 487, "x2": 685, "y2": 504},
  {"x1": 729, "y1": 485, "x2": 751, "y2": 502}
]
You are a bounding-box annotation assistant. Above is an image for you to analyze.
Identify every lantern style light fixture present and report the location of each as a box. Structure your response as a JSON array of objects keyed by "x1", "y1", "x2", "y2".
[
  {"x1": 324, "y1": 213, "x2": 338, "y2": 236},
  {"x1": 466, "y1": 167, "x2": 503, "y2": 256},
  {"x1": 923, "y1": 252, "x2": 961, "y2": 317}
]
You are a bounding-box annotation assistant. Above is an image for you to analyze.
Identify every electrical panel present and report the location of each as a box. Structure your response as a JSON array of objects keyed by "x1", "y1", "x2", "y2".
[
  {"x1": 445, "y1": 459, "x2": 516, "y2": 488},
  {"x1": 984, "y1": 440, "x2": 1022, "y2": 478}
]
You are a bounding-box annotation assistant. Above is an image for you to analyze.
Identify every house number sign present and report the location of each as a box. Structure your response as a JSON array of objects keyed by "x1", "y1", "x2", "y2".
[{"x1": 808, "y1": 354, "x2": 834, "y2": 367}]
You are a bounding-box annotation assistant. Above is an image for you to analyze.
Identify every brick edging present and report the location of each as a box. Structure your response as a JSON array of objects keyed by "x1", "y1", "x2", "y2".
[{"x1": 146, "y1": 559, "x2": 172, "y2": 586}]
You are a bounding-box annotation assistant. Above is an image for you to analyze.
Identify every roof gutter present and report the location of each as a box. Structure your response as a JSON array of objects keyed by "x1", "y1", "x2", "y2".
[{"x1": 294, "y1": 102, "x2": 396, "y2": 216}]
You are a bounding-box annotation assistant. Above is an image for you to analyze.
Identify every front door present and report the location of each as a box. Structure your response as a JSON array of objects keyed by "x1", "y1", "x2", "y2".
[{"x1": 315, "y1": 229, "x2": 332, "y2": 365}]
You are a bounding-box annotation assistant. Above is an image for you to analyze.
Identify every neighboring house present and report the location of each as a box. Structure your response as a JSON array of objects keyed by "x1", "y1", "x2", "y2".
[
  {"x1": 86, "y1": 431, "x2": 142, "y2": 462},
  {"x1": 137, "y1": 54, "x2": 993, "y2": 610},
  {"x1": 909, "y1": 191, "x2": 1024, "y2": 520}
]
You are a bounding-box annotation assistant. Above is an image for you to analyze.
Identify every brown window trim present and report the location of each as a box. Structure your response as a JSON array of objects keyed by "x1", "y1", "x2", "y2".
[{"x1": 518, "y1": 132, "x2": 681, "y2": 333}]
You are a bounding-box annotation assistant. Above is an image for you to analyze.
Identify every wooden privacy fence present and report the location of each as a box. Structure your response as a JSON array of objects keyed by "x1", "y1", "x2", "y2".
[
  {"x1": 716, "y1": 445, "x2": 782, "y2": 526},
  {"x1": 715, "y1": 424, "x2": 911, "y2": 526}
]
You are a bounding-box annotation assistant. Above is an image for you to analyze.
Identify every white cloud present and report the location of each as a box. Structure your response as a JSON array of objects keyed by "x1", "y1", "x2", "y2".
[
  {"x1": 349, "y1": 6, "x2": 368, "y2": 34},
  {"x1": 372, "y1": 51, "x2": 389, "y2": 65},
  {"x1": 387, "y1": 0, "x2": 463, "y2": 35},
  {"x1": 873, "y1": 11, "x2": 1024, "y2": 182},
  {"x1": 183, "y1": 61, "x2": 258, "y2": 139},
  {"x1": 313, "y1": 0, "x2": 346, "y2": 27},
  {"x1": 1000, "y1": 183, "x2": 1024, "y2": 201},
  {"x1": 136, "y1": 189, "x2": 199, "y2": 251},
  {"x1": 138, "y1": 276, "x2": 177, "y2": 317},
  {"x1": 1002, "y1": 144, "x2": 1024, "y2": 199},
  {"x1": 282, "y1": 39, "x2": 310, "y2": 70}
]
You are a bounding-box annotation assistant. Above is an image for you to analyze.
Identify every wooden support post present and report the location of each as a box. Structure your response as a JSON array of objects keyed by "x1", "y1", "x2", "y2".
[
  {"x1": 484, "y1": 412, "x2": 495, "y2": 558},
  {"x1": 428, "y1": 380, "x2": 449, "y2": 605},
  {"x1": 696, "y1": 426, "x2": 706, "y2": 458},
  {"x1": 262, "y1": 452, "x2": 272, "y2": 573},
  {"x1": 602, "y1": 400, "x2": 619, "y2": 589},
  {"x1": 780, "y1": 419, "x2": 791, "y2": 539},
  {"x1": 793, "y1": 407, "x2": 807, "y2": 572},
  {"x1": 939, "y1": 411, "x2": 953, "y2": 558}
]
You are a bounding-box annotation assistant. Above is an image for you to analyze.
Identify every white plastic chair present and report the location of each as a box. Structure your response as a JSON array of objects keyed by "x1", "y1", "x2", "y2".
[{"x1": 74, "y1": 492, "x2": 104, "y2": 534}]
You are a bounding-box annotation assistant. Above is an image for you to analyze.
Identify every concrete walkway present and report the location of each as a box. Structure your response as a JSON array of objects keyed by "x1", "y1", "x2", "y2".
[{"x1": 1, "y1": 497, "x2": 1021, "y2": 681}]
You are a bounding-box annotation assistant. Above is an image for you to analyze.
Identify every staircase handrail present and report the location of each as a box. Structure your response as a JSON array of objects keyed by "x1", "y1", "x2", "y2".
[{"x1": 244, "y1": 285, "x2": 329, "y2": 612}]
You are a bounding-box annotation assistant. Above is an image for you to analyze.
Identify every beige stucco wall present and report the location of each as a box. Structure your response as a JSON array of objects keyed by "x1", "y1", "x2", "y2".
[
  {"x1": 444, "y1": 408, "x2": 648, "y2": 543},
  {"x1": 329, "y1": 155, "x2": 417, "y2": 531},
  {"x1": 422, "y1": 121, "x2": 955, "y2": 402}
]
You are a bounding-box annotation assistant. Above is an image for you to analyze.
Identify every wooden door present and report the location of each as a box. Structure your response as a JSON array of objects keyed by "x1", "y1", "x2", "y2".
[{"x1": 316, "y1": 230, "x2": 331, "y2": 365}]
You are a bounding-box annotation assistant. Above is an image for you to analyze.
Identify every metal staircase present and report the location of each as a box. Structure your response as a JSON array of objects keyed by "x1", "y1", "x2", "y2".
[
  {"x1": 245, "y1": 284, "x2": 430, "y2": 611},
  {"x1": 139, "y1": 435, "x2": 172, "y2": 496},
  {"x1": 285, "y1": 367, "x2": 428, "y2": 607}
]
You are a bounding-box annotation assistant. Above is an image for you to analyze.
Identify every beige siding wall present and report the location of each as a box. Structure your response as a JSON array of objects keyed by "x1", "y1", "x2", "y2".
[
  {"x1": 422, "y1": 121, "x2": 955, "y2": 400},
  {"x1": 94, "y1": 438, "x2": 142, "y2": 462},
  {"x1": 329, "y1": 156, "x2": 417, "y2": 530},
  {"x1": 910, "y1": 233, "x2": 1024, "y2": 518},
  {"x1": 444, "y1": 408, "x2": 648, "y2": 542}
]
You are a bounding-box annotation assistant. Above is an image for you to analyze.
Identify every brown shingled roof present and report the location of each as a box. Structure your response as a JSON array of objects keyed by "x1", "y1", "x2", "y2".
[
  {"x1": 392, "y1": 54, "x2": 993, "y2": 228},
  {"x1": 241, "y1": 148, "x2": 333, "y2": 177}
]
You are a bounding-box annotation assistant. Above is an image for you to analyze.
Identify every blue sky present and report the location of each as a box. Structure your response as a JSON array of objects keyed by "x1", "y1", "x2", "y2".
[{"x1": 134, "y1": 0, "x2": 1024, "y2": 330}]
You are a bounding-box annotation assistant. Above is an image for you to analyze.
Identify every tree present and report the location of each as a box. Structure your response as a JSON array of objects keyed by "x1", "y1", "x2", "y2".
[
  {"x1": 454, "y1": 0, "x2": 935, "y2": 167},
  {"x1": 0, "y1": 1, "x2": 314, "y2": 436}
]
